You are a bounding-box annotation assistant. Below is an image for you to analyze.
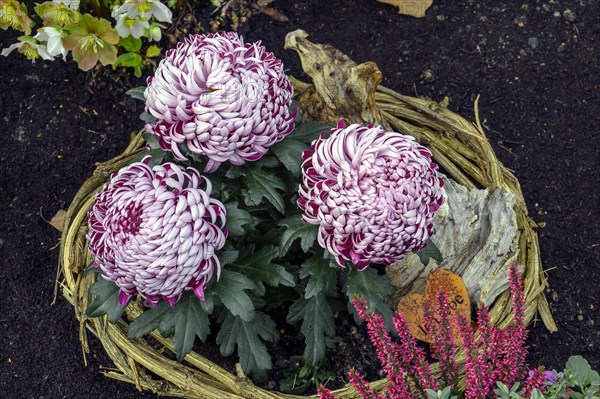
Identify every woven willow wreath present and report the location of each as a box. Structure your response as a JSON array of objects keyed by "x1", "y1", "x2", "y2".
[
  {"x1": 58, "y1": 33, "x2": 556, "y2": 398},
  {"x1": 58, "y1": 84, "x2": 556, "y2": 399}
]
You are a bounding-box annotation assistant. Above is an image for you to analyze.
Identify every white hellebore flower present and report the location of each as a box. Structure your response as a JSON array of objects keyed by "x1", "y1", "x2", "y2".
[
  {"x1": 34, "y1": 27, "x2": 68, "y2": 60},
  {"x1": 143, "y1": 0, "x2": 172, "y2": 23},
  {"x1": 114, "y1": 13, "x2": 149, "y2": 39},
  {"x1": 1, "y1": 39, "x2": 53, "y2": 61},
  {"x1": 112, "y1": 0, "x2": 172, "y2": 24},
  {"x1": 52, "y1": 0, "x2": 80, "y2": 10}
]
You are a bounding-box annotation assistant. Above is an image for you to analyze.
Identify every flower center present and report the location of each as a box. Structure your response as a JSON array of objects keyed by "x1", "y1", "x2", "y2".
[
  {"x1": 119, "y1": 202, "x2": 143, "y2": 236},
  {"x1": 79, "y1": 34, "x2": 104, "y2": 53}
]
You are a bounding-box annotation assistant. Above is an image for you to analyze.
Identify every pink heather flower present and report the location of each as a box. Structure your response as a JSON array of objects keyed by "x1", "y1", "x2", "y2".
[
  {"x1": 298, "y1": 120, "x2": 444, "y2": 269},
  {"x1": 144, "y1": 32, "x2": 296, "y2": 172},
  {"x1": 87, "y1": 156, "x2": 227, "y2": 307}
]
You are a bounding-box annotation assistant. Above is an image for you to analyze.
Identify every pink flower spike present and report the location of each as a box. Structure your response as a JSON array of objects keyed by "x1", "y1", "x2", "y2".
[
  {"x1": 144, "y1": 32, "x2": 295, "y2": 171},
  {"x1": 87, "y1": 156, "x2": 227, "y2": 307},
  {"x1": 298, "y1": 122, "x2": 444, "y2": 268},
  {"x1": 317, "y1": 385, "x2": 336, "y2": 399}
]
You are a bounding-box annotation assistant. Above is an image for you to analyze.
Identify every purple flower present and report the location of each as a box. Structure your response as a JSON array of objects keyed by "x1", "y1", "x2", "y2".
[
  {"x1": 87, "y1": 156, "x2": 227, "y2": 307},
  {"x1": 542, "y1": 370, "x2": 559, "y2": 383},
  {"x1": 298, "y1": 120, "x2": 444, "y2": 269},
  {"x1": 144, "y1": 32, "x2": 296, "y2": 172}
]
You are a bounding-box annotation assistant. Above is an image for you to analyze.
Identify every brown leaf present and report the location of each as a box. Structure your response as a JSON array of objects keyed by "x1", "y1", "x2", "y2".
[
  {"x1": 376, "y1": 0, "x2": 433, "y2": 18},
  {"x1": 49, "y1": 209, "x2": 67, "y2": 232},
  {"x1": 260, "y1": 7, "x2": 289, "y2": 22},
  {"x1": 397, "y1": 269, "x2": 470, "y2": 344}
]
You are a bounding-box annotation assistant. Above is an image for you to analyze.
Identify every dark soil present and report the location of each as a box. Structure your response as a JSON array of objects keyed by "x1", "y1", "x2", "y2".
[{"x1": 1, "y1": 0, "x2": 599, "y2": 397}]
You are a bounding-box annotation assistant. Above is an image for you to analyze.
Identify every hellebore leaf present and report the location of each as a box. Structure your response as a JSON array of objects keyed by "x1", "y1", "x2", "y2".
[
  {"x1": 345, "y1": 266, "x2": 394, "y2": 330},
  {"x1": 214, "y1": 269, "x2": 256, "y2": 322},
  {"x1": 114, "y1": 52, "x2": 143, "y2": 68},
  {"x1": 156, "y1": 292, "x2": 210, "y2": 360},
  {"x1": 287, "y1": 292, "x2": 336, "y2": 366},
  {"x1": 271, "y1": 139, "x2": 308, "y2": 177},
  {"x1": 299, "y1": 255, "x2": 338, "y2": 298},
  {"x1": 86, "y1": 276, "x2": 126, "y2": 323},
  {"x1": 242, "y1": 164, "x2": 286, "y2": 213},
  {"x1": 216, "y1": 310, "x2": 278, "y2": 380},
  {"x1": 145, "y1": 45, "x2": 161, "y2": 58},
  {"x1": 128, "y1": 302, "x2": 171, "y2": 339},
  {"x1": 230, "y1": 246, "x2": 295, "y2": 296},
  {"x1": 118, "y1": 36, "x2": 142, "y2": 52},
  {"x1": 278, "y1": 217, "x2": 318, "y2": 256},
  {"x1": 224, "y1": 201, "x2": 255, "y2": 237}
]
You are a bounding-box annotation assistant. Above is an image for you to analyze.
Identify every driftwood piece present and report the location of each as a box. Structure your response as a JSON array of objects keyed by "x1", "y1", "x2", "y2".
[
  {"x1": 284, "y1": 29, "x2": 387, "y2": 127},
  {"x1": 386, "y1": 176, "x2": 520, "y2": 307}
]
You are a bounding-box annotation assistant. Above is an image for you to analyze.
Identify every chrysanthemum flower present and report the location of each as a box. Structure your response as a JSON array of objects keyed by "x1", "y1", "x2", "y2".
[
  {"x1": 298, "y1": 120, "x2": 444, "y2": 269},
  {"x1": 87, "y1": 156, "x2": 227, "y2": 307},
  {"x1": 144, "y1": 32, "x2": 296, "y2": 172}
]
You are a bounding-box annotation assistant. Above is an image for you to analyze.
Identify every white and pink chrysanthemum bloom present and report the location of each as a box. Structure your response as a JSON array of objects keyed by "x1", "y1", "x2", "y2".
[
  {"x1": 87, "y1": 156, "x2": 227, "y2": 307},
  {"x1": 298, "y1": 120, "x2": 444, "y2": 270},
  {"x1": 144, "y1": 32, "x2": 297, "y2": 172}
]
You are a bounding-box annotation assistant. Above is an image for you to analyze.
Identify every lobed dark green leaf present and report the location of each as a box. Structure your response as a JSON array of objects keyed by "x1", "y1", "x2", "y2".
[
  {"x1": 289, "y1": 120, "x2": 332, "y2": 145},
  {"x1": 278, "y1": 217, "x2": 318, "y2": 256},
  {"x1": 156, "y1": 292, "x2": 210, "y2": 361},
  {"x1": 345, "y1": 266, "x2": 394, "y2": 330},
  {"x1": 242, "y1": 164, "x2": 286, "y2": 213},
  {"x1": 86, "y1": 276, "x2": 125, "y2": 323},
  {"x1": 214, "y1": 270, "x2": 256, "y2": 322},
  {"x1": 224, "y1": 201, "x2": 255, "y2": 237},
  {"x1": 271, "y1": 139, "x2": 309, "y2": 177},
  {"x1": 231, "y1": 246, "x2": 295, "y2": 296},
  {"x1": 216, "y1": 311, "x2": 278, "y2": 379},
  {"x1": 287, "y1": 292, "x2": 336, "y2": 366},
  {"x1": 128, "y1": 302, "x2": 170, "y2": 339},
  {"x1": 415, "y1": 237, "x2": 443, "y2": 266},
  {"x1": 299, "y1": 255, "x2": 338, "y2": 298}
]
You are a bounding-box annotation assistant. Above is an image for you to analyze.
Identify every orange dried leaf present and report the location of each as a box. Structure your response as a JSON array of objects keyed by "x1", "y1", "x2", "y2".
[
  {"x1": 397, "y1": 269, "x2": 471, "y2": 344},
  {"x1": 376, "y1": 0, "x2": 433, "y2": 18},
  {"x1": 397, "y1": 293, "x2": 429, "y2": 342},
  {"x1": 425, "y1": 269, "x2": 471, "y2": 319}
]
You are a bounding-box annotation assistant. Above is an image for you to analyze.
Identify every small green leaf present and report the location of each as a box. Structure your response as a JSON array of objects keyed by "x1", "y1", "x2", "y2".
[
  {"x1": 224, "y1": 201, "x2": 255, "y2": 237},
  {"x1": 128, "y1": 302, "x2": 170, "y2": 339},
  {"x1": 145, "y1": 44, "x2": 161, "y2": 58},
  {"x1": 415, "y1": 237, "x2": 443, "y2": 266},
  {"x1": 567, "y1": 355, "x2": 593, "y2": 386},
  {"x1": 271, "y1": 139, "x2": 308, "y2": 177},
  {"x1": 86, "y1": 276, "x2": 126, "y2": 323},
  {"x1": 140, "y1": 112, "x2": 156, "y2": 124},
  {"x1": 345, "y1": 266, "x2": 394, "y2": 330},
  {"x1": 216, "y1": 311, "x2": 278, "y2": 379},
  {"x1": 156, "y1": 292, "x2": 210, "y2": 360},
  {"x1": 289, "y1": 121, "x2": 332, "y2": 144},
  {"x1": 114, "y1": 52, "x2": 143, "y2": 68},
  {"x1": 242, "y1": 164, "x2": 286, "y2": 213},
  {"x1": 214, "y1": 270, "x2": 256, "y2": 322},
  {"x1": 141, "y1": 132, "x2": 159, "y2": 149},
  {"x1": 300, "y1": 255, "x2": 338, "y2": 298},
  {"x1": 278, "y1": 217, "x2": 318, "y2": 256},
  {"x1": 119, "y1": 36, "x2": 142, "y2": 52},
  {"x1": 287, "y1": 292, "x2": 336, "y2": 366}
]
